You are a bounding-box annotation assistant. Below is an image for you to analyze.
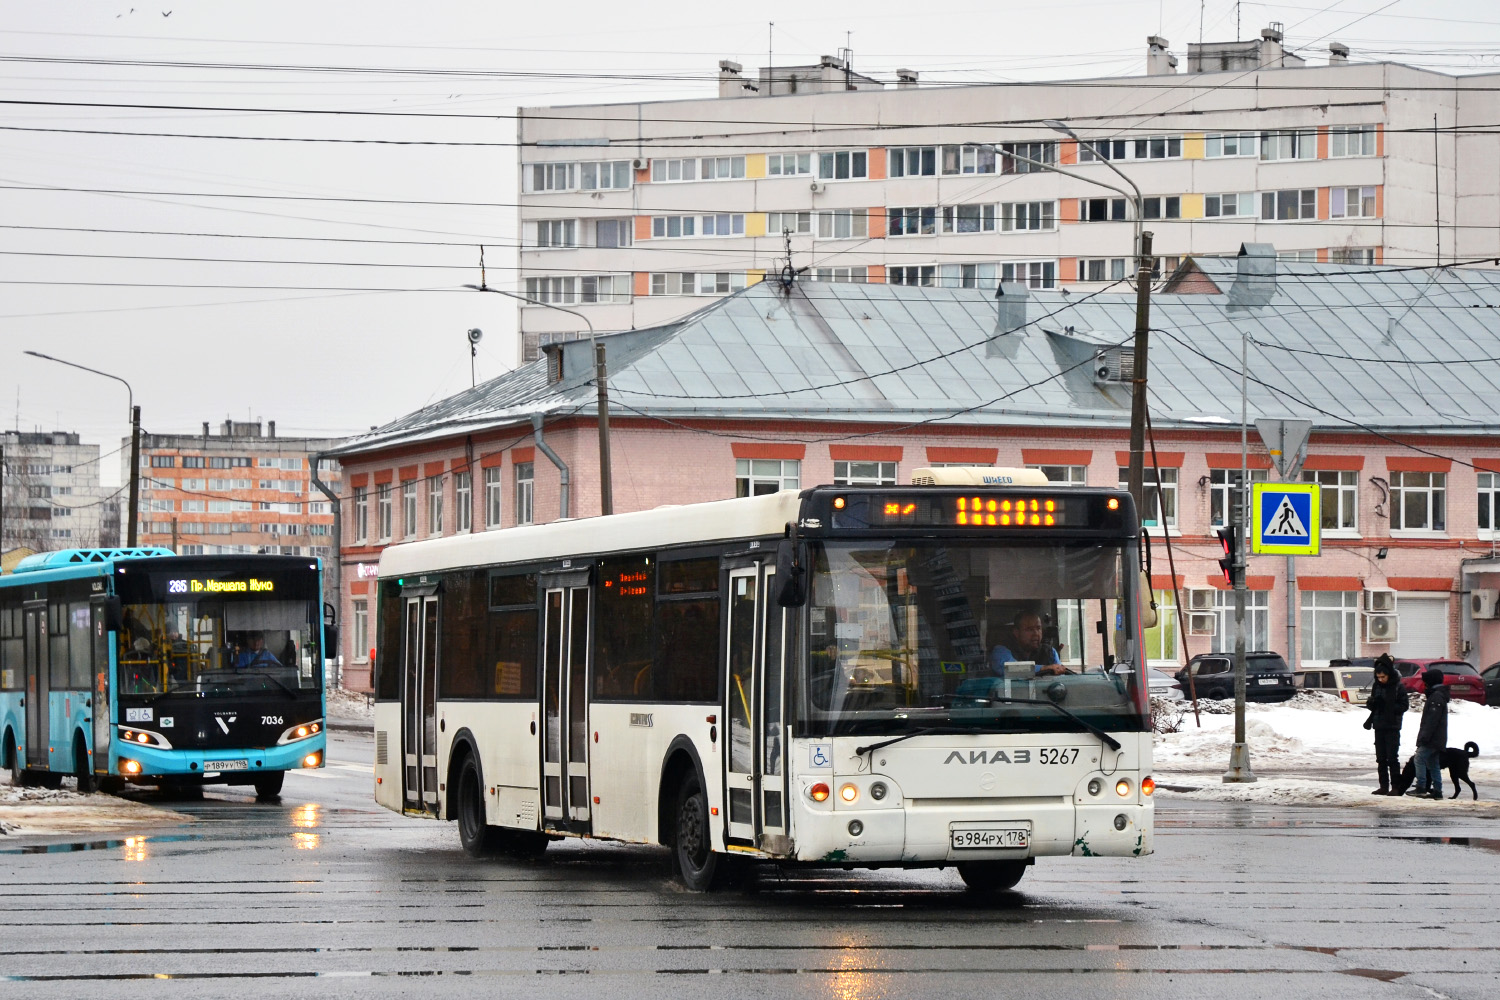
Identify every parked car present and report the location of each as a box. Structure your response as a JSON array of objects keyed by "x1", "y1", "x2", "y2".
[
  {"x1": 1148, "y1": 667, "x2": 1184, "y2": 701},
  {"x1": 1174, "y1": 651, "x2": 1296, "y2": 702},
  {"x1": 1393, "y1": 658, "x2": 1487, "y2": 705},
  {"x1": 1483, "y1": 662, "x2": 1500, "y2": 707},
  {"x1": 1299, "y1": 662, "x2": 1376, "y2": 704}
]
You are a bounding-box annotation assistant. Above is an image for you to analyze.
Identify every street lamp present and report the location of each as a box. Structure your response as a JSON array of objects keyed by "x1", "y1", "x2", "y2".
[
  {"x1": 1043, "y1": 120, "x2": 1145, "y2": 258},
  {"x1": 463, "y1": 284, "x2": 613, "y2": 517},
  {"x1": 24, "y1": 351, "x2": 141, "y2": 547}
]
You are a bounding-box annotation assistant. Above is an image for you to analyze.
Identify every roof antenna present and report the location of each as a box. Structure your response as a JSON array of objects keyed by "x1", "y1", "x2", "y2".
[{"x1": 478, "y1": 245, "x2": 487, "y2": 290}]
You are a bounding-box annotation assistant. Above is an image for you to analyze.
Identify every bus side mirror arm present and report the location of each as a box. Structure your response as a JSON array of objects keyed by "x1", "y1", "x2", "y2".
[{"x1": 775, "y1": 523, "x2": 807, "y2": 608}]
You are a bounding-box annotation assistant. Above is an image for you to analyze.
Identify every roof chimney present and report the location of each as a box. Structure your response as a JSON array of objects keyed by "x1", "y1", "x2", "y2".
[
  {"x1": 1260, "y1": 22, "x2": 1290, "y2": 67},
  {"x1": 1229, "y1": 243, "x2": 1278, "y2": 308},
  {"x1": 718, "y1": 59, "x2": 746, "y2": 99},
  {"x1": 267, "y1": 420, "x2": 276, "y2": 439},
  {"x1": 1328, "y1": 42, "x2": 1349, "y2": 65},
  {"x1": 896, "y1": 68, "x2": 918, "y2": 89},
  {"x1": 1146, "y1": 36, "x2": 1177, "y2": 76}
]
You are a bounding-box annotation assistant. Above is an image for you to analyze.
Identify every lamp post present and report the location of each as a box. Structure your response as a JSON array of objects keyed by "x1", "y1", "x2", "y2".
[
  {"x1": 24, "y1": 351, "x2": 140, "y2": 547},
  {"x1": 463, "y1": 285, "x2": 613, "y2": 517}
]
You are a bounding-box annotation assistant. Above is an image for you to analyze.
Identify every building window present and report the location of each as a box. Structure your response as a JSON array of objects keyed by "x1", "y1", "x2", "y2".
[
  {"x1": 832, "y1": 461, "x2": 896, "y2": 486},
  {"x1": 594, "y1": 219, "x2": 633, "y2": 248},
  {"x1": 1080, "y1": 197, "x2": 1128, "y2": 222},
  {"x1": 515, "y1": 462, "x2": 534, "y2": 526},
  {"x1": 817, "y1": 150, "x2": 867, "y2": 180},
  {"x1": 999, "y1": 141, "x2": 1056, "y2": 174},
  {"x1": 1278, "y1": 249, "x2": 1317, "y2": 262},
  {"x1": 1329, "y1": 125, "x2": 1376, "y2": 158},
  {"x1": 1210, "y1": 590, "x2": 1270, "y2": 652},
  {"x1": 353, "y1": 600, "x2": 369, "y2": 662},
  {"x1": 353, "y1": 487, "x2": 368, "y2": 541},
  {"x1": 815, "y1": 209, "x2": 867, "y2": 239},
  {"x1": 651, "y1": 214, "x2": 745, "y2": 238},
  {"x1": 428, "y1": 478, "x2": 443, "y2": 536},
  {"x1": 528, "y1": 162, "x2": 576, "y2": 192},
  {"x1": 534, "y1": 219, "x2": 577, "y2": 248},
  {"x1": 1260, "y1": 130, "x2": 1317, "y2": 161},
  {"x1": 888, "y1": 207, "x2": 937, "y2": 237},
  {"x1": 942, "y1": 203, "x2": 998, "y2": 234},
  {"x1": 182, "y1": 455, "x2": 205, "y2": 468},
  {"x1": 377, "y1": 485, "x2": 392, "y2": 540},
  {"x1": 889, "y1": 265, "x2": 936, "y2": 286},
  {"x1": 767, "y1": 153, "x2": 812, "y2": 176},
  {"x1": 483, "y1": 467, "x2": 503, "y2": 528},
  {"x1": 401, "y1": 481, "x2": 417, "y2": 538},
  {"x1": 1079, "y1": 135, "x2": 1181, "y2": 161},
  {"x1": 1390, "y1": 471, "x2": 1446, "y2": 531},
  {"x1": 937, "y1": 262, "x2": 998, "y2": 289},
  {"x1": 651, "y1": 158, "x2": 697, "y2": 182},
  {"x1": 1120, "y1": 466, "x2": 1177, "y2": 527},
  {"x1": 1144, "y1": 589, "x2": 1178, "y2": 665},
  {"x1": 1331, "y1": 186, "x2": 1377, "y2": 219},
  {"x1": 1141, "y1": 195, "x2": 1181, "y2": 220},
  {"x1": 767, "y1": 211, "x2": 811, "y2": 235},
  {"x1": 998, "y1": 201, "x2": 1054, "y2": 232},
  {"x1": 579, "y1": 160, "x2": 631, "y2": 191},
  {"x1": 811, "y1": 266, "x2": 868, "y2": 283},
  {"x1": 1480, "y1": 472, "x2": 1500, "y2": 537},
  {"x1": 454, "y1": 471, "x2": 472, "y2": 532},
  {"x1": 1204, "y1": 132, "x2": 1257, "y2": 158},
  {"x1": 1261, "y1": 189, "x2": 1317, "y2": 221},
  {"x1": 736, "y1": 458, "x2": 799, "y2": 497},
  {"x1": 1209, "y1": 468, "x2": 1269, "y2": 527},
  {"x1": 1077, "y1": 258, "x2": 1128, "y2": 282},
  {"x1": 1001, "y1": 260, "x2": 1056, "y2": 290},
  {"x1": 525, "y1": 276, "x2": 576, "y2": 304},
  {"x1": 1301, "y1": 591, "x2": 1359, "y2": 663},
  {"x1": 888, "y1": 146, "x2": 937, "y2": 177},
  {"x1": 649, "y1": 271, "x2": 748, "y2": 296},
  {"x1": 150, "y1": 455, "x2": 175, "y2": 468},
  {"x1": 1030, "y1": 465, "x2": 1086, "y2": 485},
  {"x1": 1205, "y1": 192, "x2": 1255, "y2": 218},
  {"x1": 1329, "y1": 247, "x2": 1376, "y2": 265},
  {"x1": 940, "y1": 144, "x2": 997, "y2": 175},
  {"x1": 651, "y1": 156, "x2": 744, "y2": 182},
  {"x1": 1303, "y1": 469, "x2": 1358, "y2": 531}
]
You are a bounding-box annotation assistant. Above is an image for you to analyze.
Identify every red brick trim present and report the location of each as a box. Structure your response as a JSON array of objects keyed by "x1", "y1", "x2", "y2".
[
  {"x1": 1473, "y1": 458, "x2": 1500, "y2": 473},
  {"x1": 731, "y1": 443, "x2": 806, "y2": 460},
  {"x1": 1117, "y1": 450, "x2": 1183, "y2": 467},
  {"x1": 927, "y1": 446, "x2": 998, "y2": 464},
  {"x1": 373, "y1": 470, "x2": 393, "y2": 485},
  {"x1": 1207, "y1": 575, "x2": 1276, "y2": 591},
  {"x1": 349, "y1": 472, "x2": 369, "y2": 488},
  {"x1": 1204, "y1": 452, "x2": 1273, "y2": 470},
  {"x1": 829, "y1": 445, "x2": 902, "y2": 462},
  {"x1": 350, "y1": 581, "x2": 369, "y2": 595},
  {"x1": 1387, "y1": 577, "x2": 1452, "y2": 592},
  {"x1": 1299, "y1": 575, "x2": 1364, "y2": 592},
  {"x1": 1151, "y1": 574, "x2": 1185, "y2": 590},
  {"x1": 398, "y1": 464, "x2": 419, "y2": 481},
  {"x1": 423, "y1": 460, "x2": 446, "y2": 478},
  {"x1": 1022, "y1": 448, "x2": 1091, "y2": 465},
  {"x1": 1302, "y1": 454, "x2": 1364, "y2": 471},
  {"x1": 511, "y1": 447, "x2": 535, "y2": 464},
  {"x1": 480, "y1": 452, "x2": 504, "y2": 469},
  {"x1": 1387, "y1": 457, "x2": 1450, "y2": 473}
]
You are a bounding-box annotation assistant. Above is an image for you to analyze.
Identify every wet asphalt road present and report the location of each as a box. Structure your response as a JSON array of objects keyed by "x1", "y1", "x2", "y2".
[{"x1": 2, "y1": 732, "x2": 1499, "y2": 1000}]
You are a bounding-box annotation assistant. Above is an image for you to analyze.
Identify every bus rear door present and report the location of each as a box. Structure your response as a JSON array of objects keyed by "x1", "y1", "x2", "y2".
[
  {"x1": 23, "y1": 602, "x2": 48, "y2": 769},
  {"x1": 723, "y1": 561, "x2": 789, "y2": 850},
  {"x1": 402, "y1": 589, "x2": 440, "y2": 815},
  {"x1": 539, "y1": 571, "x2": 592, "y2": 828}
]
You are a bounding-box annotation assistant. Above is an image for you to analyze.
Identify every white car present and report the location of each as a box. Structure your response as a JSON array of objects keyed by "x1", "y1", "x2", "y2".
[{"x1": 1148, "y1": 667, "x2": 1184, "y2": 701}]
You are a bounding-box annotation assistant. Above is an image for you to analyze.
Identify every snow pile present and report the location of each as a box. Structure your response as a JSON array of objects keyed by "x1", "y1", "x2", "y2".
[
  {"x1": 326, "y1": 685, "x2": 375, "y2": 721},
  {"x1": 0, "y1": 783, "x2": 93, "y2": 805},
  {"x1": 1167, "y1": 777, "x2": 1500, "y2": 813}
]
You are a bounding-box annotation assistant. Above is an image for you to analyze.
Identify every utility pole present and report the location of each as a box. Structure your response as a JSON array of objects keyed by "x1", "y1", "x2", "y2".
[
  {"x1": 1126, "y1": 231, "x2": 1155, "y2": 510},
  {"x1": 127, "y1": 405, "x2": 141, "y2": 548},
  {"x1": 1224, "y1": 327, "x2": 1256, "y2": 783},
  {"x1": 171, "y1": 517, "x2": 179, "y2": 553},
  {"x1": 595, "y1": 342, "x2": 613, "y2": 516}
]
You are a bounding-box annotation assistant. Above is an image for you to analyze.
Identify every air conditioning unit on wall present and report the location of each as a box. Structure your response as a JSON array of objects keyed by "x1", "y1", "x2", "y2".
[
  {"x1": 631, "y1": 157, "x2": 647, "y2": 170},
  {"x1": 1364, "y1": 613, "x2": 1399, "y2": 643},
  {"x1": 1364, "y1": 587, "x2": 1397, "y2": 613},
  {"x1": 1186, "y1": 588, "x2": 1217, "y2": 612},
  {"x1": 1186, "y1": 612, "x2": 1218, "y2": 636},
  {"x1": 1472, "y1": 589, "x2": 1500, "y2": 620}
]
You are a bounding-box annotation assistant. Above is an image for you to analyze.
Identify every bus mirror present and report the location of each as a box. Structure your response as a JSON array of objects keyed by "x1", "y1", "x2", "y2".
[
  {"x1": 324, "y1": 624, "x2": 340, "y2": 659},
  {"x1": 324, "y1": 602, "x2": 336, "y2": 625},
  {"x1": 774, "y1": 540, "x2": 807, "y2": 608},
  {"x1": 1138, "y1": 572, "x2": 1158, "y2": 629},
  {"x1": 103, "y1": 596, "x2": 124, "y2": 633}
]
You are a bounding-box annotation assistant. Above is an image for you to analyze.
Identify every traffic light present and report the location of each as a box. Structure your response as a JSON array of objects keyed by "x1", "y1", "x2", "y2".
[{"x1": 1216, "y1": 525, "x2": 1241, "y2": 587}]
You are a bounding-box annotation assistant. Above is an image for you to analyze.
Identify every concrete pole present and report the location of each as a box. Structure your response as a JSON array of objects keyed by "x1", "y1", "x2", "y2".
[
  {"x1": 1225, "y1": 326, "x2": 1256, "y2": 782},
  {"x1": 1126, "y1": 232, "x2": 1155, "y2": 511},
  {"x1": 127, "y1": 405, "x2": 141, "y2": 548},
  {"x1": 595, "y1": 342, "x2": 613, "y2": 517}
]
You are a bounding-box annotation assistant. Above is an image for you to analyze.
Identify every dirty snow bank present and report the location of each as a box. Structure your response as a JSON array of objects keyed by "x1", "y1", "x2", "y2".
[
  {"x1": 326, "y1": 685, "x2": 375, "y2": 721},
  {"x1": 0, "y1": 782, "x2": 185, "y2": 837}
]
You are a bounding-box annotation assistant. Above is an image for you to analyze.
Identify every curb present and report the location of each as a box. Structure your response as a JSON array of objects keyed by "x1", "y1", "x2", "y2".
[{"x1": 327, "y1": 719, "x2": 374, "y2": 734}]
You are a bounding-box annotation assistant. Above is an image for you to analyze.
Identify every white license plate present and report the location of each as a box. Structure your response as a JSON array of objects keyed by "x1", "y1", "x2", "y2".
[
  {"x1": 203, "y1": 759, "x2": 248, "y2": 771},
  {"x1": 1256, "y1": 678, "x2": 1280, "y2": 685},
  {"x1": 951, "y1": 827, "x2": 1029, "y2": 850}
]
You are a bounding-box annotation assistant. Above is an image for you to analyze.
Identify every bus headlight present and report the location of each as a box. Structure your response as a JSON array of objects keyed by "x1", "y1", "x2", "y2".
[
  {"x1": 808, "y1": 783, "x2": 830, "y2": 802},
  {"x1": 278, "y1": 720, "x2": 326, "y2": 745},
  {"x1": 1115, "y1": 779, "x2": 1132, "y2": 797},
  {"x1": 117, "y1": 727, "x2": 172, "y2": 750},
  {"x1": 1087, "y1": 778, "x2": 1103, "y2": 797},
  {"x1": 839, "y1": 783, "x2": 859, "y2": 804},
  {"x1": 302, "y1": 752, "x2": 322, "y2": 768},
  {"x1": 869, "y1": 782, "x2": 888, "y2": 801},
  {"x1": 121, "y1": 759, "x2": 142, "y2": 775}
]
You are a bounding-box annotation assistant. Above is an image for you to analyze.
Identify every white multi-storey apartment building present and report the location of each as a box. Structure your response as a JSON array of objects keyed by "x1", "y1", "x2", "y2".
[
  {"x1": 1, "y1": 431, "x2": 113, "y2": 551},
  {"x1": 514, "y1": 25, "x2": 1500, "y2": 360}
]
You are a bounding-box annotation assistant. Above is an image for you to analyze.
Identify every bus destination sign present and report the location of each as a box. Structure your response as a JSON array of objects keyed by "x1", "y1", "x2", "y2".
[
  {"x1": 167, "y1": 578, "x2": 277, "y2": 595},
  {"x1": 826, "y1": 492, "x2": 1122, "y2": 531}
]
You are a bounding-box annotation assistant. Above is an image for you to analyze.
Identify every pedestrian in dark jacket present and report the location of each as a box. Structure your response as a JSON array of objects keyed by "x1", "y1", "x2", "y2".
[
  {"x1": 1363, "y1": 654, "x2": 1409, "y2": 794},
  {"x1": 1409, "y1": 667, "x2": 1450, "y2": 799}
]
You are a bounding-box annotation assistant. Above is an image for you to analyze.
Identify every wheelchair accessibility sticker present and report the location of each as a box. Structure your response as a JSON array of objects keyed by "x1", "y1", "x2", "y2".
[{"x1": 808, "y1": 744, "x2": 833, "y2": 769}]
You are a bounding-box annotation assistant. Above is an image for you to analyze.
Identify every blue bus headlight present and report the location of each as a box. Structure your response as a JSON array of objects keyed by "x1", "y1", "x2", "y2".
[
  {"x1": 117, "y1": 727, "x2": 172, "y2": 750},
  {"x1": 278, "y1": 720, "x2": 325, "y2": 745}
]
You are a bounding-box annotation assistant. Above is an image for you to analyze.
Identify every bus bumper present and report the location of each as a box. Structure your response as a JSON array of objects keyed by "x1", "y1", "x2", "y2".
[{"x1": 112, "y1": 735, "x2": 326, "y2": 779}]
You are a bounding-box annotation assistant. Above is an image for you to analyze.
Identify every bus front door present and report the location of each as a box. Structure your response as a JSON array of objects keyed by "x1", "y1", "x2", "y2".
[
  {"x1": 724, "y1": 563, "x2": 788, "y2": 849},
  {"x1": 402, "y1": 594, "x2": 440, "y2": 815},
  {"x1": 540, "y1": 577, "x2": 592, "y2": 827},
  {"x1": 23, "y1": 604, "x2": 49, "y2": 769}
]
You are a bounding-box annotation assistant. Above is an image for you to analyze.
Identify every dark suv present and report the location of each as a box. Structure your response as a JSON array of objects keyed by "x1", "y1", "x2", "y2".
[{"x1": 1174, "y1": 651, "x2": 1296, "y2": 702}]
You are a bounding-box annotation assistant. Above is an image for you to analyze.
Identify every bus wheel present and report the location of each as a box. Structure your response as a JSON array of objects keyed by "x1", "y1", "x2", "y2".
[
  {"x1": 456, "y1": 756, "x2": 502, "y2": 858},
  {"x1": 253, "y1": 772, "x2": 285, "y2": 800},
  {"x1": 73, "y1": 736, "x2": 96, "y2": 794},
  {"x1": 957, "y1": 860, "x2": 1029, "y2": 893},
  {"x1": 672, "y1": 773, "x2": 737, "y2": 891},
  {"x1": 5, "y1": 733, "x2": 22, "y2": 786}
]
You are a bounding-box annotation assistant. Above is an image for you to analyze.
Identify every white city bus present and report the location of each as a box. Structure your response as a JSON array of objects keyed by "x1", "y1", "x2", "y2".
[{"x1": 371, "y1": 468, "x2": 1154, "y2": 891}]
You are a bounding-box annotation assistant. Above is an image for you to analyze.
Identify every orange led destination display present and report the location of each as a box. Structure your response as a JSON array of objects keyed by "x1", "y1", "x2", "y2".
[{"x1": 828, "y1": 493, "x2": 1107, "y2": 530}]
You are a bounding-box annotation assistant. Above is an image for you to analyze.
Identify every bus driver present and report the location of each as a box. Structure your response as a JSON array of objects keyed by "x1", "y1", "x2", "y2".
[
  {"x1": 234, "y1": 631, "x2": 283, "y2": 670},
  {"x1": 989, "y1": 611, "x2": 1066, "y2": 676}
]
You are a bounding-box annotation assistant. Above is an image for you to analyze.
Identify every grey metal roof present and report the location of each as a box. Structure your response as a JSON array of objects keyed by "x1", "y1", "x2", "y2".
[{"x1": 328, "y1": 260, "x2": 1500, "y2": 457}]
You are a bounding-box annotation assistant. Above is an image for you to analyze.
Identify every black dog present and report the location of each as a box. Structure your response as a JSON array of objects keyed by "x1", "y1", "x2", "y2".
[{"x1": 1390, "y1": 742, "x2": 1480, "y2": 799}]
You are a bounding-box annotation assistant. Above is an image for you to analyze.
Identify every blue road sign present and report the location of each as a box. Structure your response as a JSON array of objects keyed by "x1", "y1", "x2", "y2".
[{"x1": 1251, "y1": 483, "x2": 1320, "y2": 556}]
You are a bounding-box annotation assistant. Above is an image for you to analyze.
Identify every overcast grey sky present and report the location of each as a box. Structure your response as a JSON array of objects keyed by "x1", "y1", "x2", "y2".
[{"x1": 2, "y1": 0, "x2": 1496, "y2": 484}]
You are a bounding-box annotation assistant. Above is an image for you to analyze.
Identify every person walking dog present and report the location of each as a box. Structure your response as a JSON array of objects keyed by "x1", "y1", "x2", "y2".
[
  {"x1": 1363, "y1": 654, "x2": 1409, "y2": 795},
  {"x1": 1409, "y1": 667, "x2": 1450, "y2": 799}
]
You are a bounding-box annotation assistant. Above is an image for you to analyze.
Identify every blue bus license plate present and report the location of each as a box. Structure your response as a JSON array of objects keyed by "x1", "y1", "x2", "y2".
[
  {"x1": 951, "y1": 828, "x2": 1028, "y2": 850},
  {"x1": 204, "y1": 759, "x2": 249, "y2": 771}
]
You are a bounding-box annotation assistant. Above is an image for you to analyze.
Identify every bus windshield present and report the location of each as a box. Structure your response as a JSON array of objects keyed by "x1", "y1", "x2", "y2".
[{"x1": 798, "y1": 540, "x2": 1146, "y2": 736}]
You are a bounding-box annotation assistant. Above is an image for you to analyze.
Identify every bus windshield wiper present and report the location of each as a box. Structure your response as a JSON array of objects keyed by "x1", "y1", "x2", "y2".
[
  {"x1": 855, "y1": 725, "x2": 980, "y2": 757},
  {"x1": 983, "y1": 697, "x2": 1122, "y2": 752}
]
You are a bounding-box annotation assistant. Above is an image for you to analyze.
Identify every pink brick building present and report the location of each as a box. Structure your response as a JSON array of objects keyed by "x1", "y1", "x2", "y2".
[{"x1": 326, "y1": 255, "x2": 1500, "y2": 691}]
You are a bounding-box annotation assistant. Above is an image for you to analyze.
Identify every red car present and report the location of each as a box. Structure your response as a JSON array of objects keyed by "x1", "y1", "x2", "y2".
[{"x1": 1393, "y1": 658, "x2": 1487, "y2": 705}]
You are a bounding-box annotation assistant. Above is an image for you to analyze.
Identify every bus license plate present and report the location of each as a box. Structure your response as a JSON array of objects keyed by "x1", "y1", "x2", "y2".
[
  {"x1": 204, "y1": 759, "x2": 248, "y2": 771},
  {"x1": 951, "y1": 827, "x2": 1029, "y2": 850}
]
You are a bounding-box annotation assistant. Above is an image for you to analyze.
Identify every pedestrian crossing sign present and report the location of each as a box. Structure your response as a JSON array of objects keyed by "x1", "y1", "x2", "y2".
[{"x1": 1251, "y1": 483, "x2": 1320, "y2": 556}]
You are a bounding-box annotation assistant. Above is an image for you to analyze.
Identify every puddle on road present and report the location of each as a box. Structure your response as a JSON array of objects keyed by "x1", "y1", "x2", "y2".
[
  {"x1": 0, "y1": 832, "x2": 204, "y2": 856},
  {"x1": 1381, "y1": 835, "x2": 1500, "y2": 854}
]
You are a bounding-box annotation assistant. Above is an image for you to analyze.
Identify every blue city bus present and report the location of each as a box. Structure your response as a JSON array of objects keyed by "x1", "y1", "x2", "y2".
[{"x1": 0, "y1": 549, "x2": 331, "y2": 798}]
